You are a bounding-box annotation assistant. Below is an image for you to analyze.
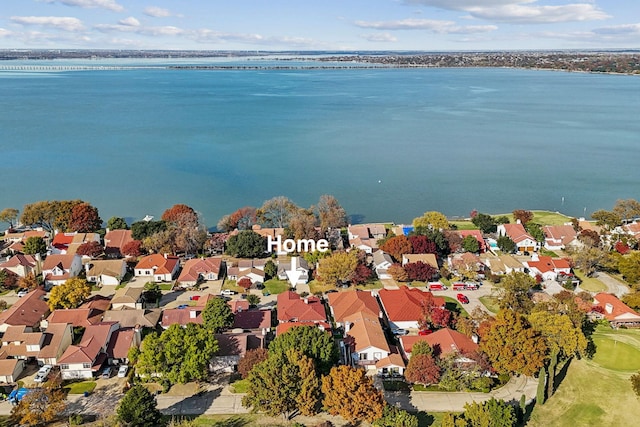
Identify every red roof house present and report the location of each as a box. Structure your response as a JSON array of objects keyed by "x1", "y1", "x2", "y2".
[
  {"x1": 0, "y1": 288, "x2": 49, "y2": 333},
  {"x1": 277, "y1": 291, "x2": 326, "y2": 324},
  {"x1": 400, "y1": 328, "x2": 478, "y2": 358},
  {"x1": 177, "y1": 257, "x2": 223, "y2": 286},
  {"x1": 378, "y1": 287, "x2": 445, "y2": 329},
  {"x1": 497, "y1": 223, "x2": 539, "y2": 253},
  {"x1": 134, "y1": 254, "x2": 180, "y2": 282},
  {"x1": 592, "y1": 293, "x2": 640, "y2": 328},
  {"x1": 327, "y1": 289, "x2": 381, "y2": 327},
  {"x1": 104, "y1": 229, "x2": 134, "y2": 258}
]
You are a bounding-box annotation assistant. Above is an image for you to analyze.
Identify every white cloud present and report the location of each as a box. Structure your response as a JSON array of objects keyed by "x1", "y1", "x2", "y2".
[
  {"x1": 119, "y1": 17, "x2": 140, "y2": 27},
  {"x1": 143, "y1": 7, "x2": 172, "y2": 18},
  {"x1": 593, "y1": 23, "x2": 640, "y2": 36},
  {"x1": 355, "y1": 18, "x2": 497, "y2": 34},
  {"x1": 41, "y1": 0, "x2": 124, "y2": 12},
  {"x1": 10, "y1": 16, "x2": 85, "y2": 32},
  {"x1": 0, "y1": 28, "x2": 11, "y2": 38},
  {"x1": 94, "y1": 23, "x2": 183, "y2": 37},
  {"x1": 362, "y1": 33, "x2": 398, "y2": 42},
  {"x1": 404, "y1": 0, "x2": 609, "y2": 24}
]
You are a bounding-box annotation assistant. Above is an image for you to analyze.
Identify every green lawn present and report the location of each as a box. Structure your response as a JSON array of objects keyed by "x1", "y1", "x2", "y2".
[
  {"x1": 493, "y1": 210, "x2": 572, "y2": 226},
  {"x1": 355, "y1": 280, "x2": 384, "y2": 290},
  {"x1": 479, "y1": 295, "x2": 500, "y2": 313},
  {"x1": 63, "y1": 381, "x2": 97, "y2": 394},
  {"x1": 449, "y1": 220, "x2": 478, "y2": 230},
  {"x1": 443, "y1": 296, "x2": 469, "y2": 317},
  {"x1": 574, "y1": 270, "x2": 607, "y2": 292},
  {"x1": 263, "y1": 279, "x2": 290, "y2": 295},
  {"x1": 229, "y1": 378, "x2": 250, "y2": 394},
  {"x1": 222, "y1": 280, "x2": 244, "y2": 293},
  {"x1": 528, "y1": 326, "x2": 640, "y2": 427}
]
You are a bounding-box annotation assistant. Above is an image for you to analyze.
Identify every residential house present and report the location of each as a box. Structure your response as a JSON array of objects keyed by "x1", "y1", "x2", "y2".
[
  {"x1": 85, "y1": 259, "x2": 128, "y2": 286},
  {"x1": 41, "y1": 296, "x2": 111, "y2": 329},
  {"x1": 457, "y1": 230, "x2": 487, "y2": 253},
  {"x1": 227, "y1": 259, "x2": 265, "y2": 285},
  {"x1": 592, "y1": 293, "x2": 640, "y2": 328},
  {"x1": 1, "y1": 229, "x2": 48, "y2": 256},
  {"x1": 378, "y1": 287, "x2": 445, "y2": 330},
  {"x1": 277, "y1": 257, "x2": 310, "y2": 286},
  {"x1": 327, "y1": 290, "x2": 382, "y2": 328},
  {"x1": 542, "y1": 225, "x2": 579, "y2": 251},
  {"x1": 233, "y1": 309, "x2": 272, "y2": 332},
  {"x1": 497, "y1": 223, "x2": 539, "y2": 253},
  {"x1": 160, "y1": 296, "x2": 213, "y2": 329},
  {"x1": 210, "y1": 333, "x2": 266, "y2": 373},
  {"x1": 372, "y1": 251, "x2": 394, "y2": 280},
  {"x1": 401, "y1": 253, "x2": 439, "y2": 269},
  {"x1": 106, "y1": 327, "x2": 141, "y2": 365},
  {"x1": 58, "y1": 322, "x2": 119, "y2": 379},
  {"x1": 177, "y1": 257, "x2": 224, "y2": 286},
  {"x1": 1, "y1": 323, "x2": 74, "y2": 366},
  {"x1": 277, "y1": 291, "x2": 327, "y2": 325},
  {"x1": 0, "y1": 254, "x2": 41, "y2": 278},
  {"x1": 482, "y1": 254, "x2": 525, "y2": 276},
  {"x1": 0, "y1": 358, "x2": 25, "y2": 383},
  {"x1": 42, "y1": 254, "x2": 82, "y2": 287},
  {"x1": 524, "y1": 255, "x2": 572, "y2": 282},
  {"x1": 347, "y1": 224, "x2": 387, "y2": 254},
  {"x1": 103, "y1": 229, "x2": 134, "y2": 258},
  {"x1": 400, "y1": 328, "x2": 479, "y2": 359},
  {"x1": 134, "y1": 254, "x2": 180, "y2": 282},
  {"x1": 102, "y1": 308, "x2": 162, "y2": 329},
  {"x1": 448, "y1": 253, "x2": 485, "y2": 278},
  {"x1": 0, "y1": 288, "x2": 49, "y2": 333},
  {"x1": 51, "y1": 232, "x2": 101, "y2": 256},
  {"x1": 36, "y1": 323, "x2": 74, "y2": 366},
  {"x1": 228, "y1": 300, "x2": 250, "y2": 314},
  {"x1": 110, "y1": 287, "x2": 145, "y2": 310}
]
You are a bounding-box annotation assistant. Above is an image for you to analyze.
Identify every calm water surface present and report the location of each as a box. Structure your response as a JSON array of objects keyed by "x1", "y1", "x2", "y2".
[{"x1": 1, "y1": 58, "x2": 638, "y2": 227}]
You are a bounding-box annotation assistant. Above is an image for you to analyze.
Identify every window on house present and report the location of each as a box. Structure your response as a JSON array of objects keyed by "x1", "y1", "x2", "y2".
[
  {"x1": 82, "y1": 363, "x2": 91, "y2": 369},
  {"x1": 61, "y1": 364, "x2": 69, "y2": 370},
  {"x1": 359, "y1": 353, "x2": 368, "y2": 360}
]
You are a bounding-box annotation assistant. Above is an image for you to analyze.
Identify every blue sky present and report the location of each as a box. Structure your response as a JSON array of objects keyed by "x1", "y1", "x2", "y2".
[{"x1": 1, "y1": 0, "x2": 638, "y2": 51}]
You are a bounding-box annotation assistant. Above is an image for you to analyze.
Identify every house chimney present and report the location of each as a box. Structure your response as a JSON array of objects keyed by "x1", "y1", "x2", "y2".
[
  {"x1": 516, "y1": 219, "x2": 521, "y2": 224},
  {"x1": 531, "y1": 253, "x2": 539, "y2": 262},
  {"x1": 345, "y1": 322, "x2": 351, "y2": 333},
  {"x1": 471, "y1": 334, "x2": 479, "y2": 344},
  {"x1": 605, "y1": 303, "x2": 613, "y2": 314},
  {"x1": 189, "y1": 310, "x2": 198, "y2": 319},
  {"x1": 304, "y1": 298, "x2": 308, "y2": 304}
]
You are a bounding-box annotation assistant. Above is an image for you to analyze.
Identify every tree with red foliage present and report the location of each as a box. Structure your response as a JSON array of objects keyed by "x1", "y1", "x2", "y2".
[
  {"x1": 238, "y1": 277, "x2": 253, "y2": 292},
  {"x1": 615, "y1": 241, "x2": 631, "y2": 254},
  {"x1": 238, "y1": 348, "x2": 269, "y2": 379},
  {"x1": 578, "y1": 229, "x2": 601, "y2": 247},
  {"x1": 380, "y1": 235, "x2": 412, "y2": 262},
  {"x1": 443, "y1": 230, "x2": 463, "y2": 253},
  {"x1": 470, "y1": 209, "x2": 478, "y2": 219},
  {"x1": 76, "y1": 241, "x2": 103, "y2": 258},
  {"x1": 409, "y1": 235, "x2": 437, "y2": 254},
  {"x1": 387, "y1": 264, "x2": 408, "y2": 282},
  {"x1": 591, "y1": 305, "x2": 605, "y2": 314},
  {"x1": 162, "y1": 204, "x2": 198, "y2": 227},
  {"x1": 70, "y1": 203, "x2": 102, "y2": 232},
  {"x1": 0, "y1": 269, "x2": 19, "y2": 289},
  {"x1": 230, "y1": 207, "x2": 258, "y2": 230},
  {"x1": 404, "y1": 353, "x2": 441, "y2": 386},
  {"x1": 404, "y1": 261, "x2": 438, "y2": 282},
  {"x1": 512, "y1": 209, "x2": 534, "y2": 225},
  {"x1": 418, "y1": 293, "x2": 453, "y2": 330},
  {"x1": 122, "y1": 240, "x2": 143, "y2": 257},
  {"x1": 351, "y1": 264, "x2": 373, "y2": 285}
]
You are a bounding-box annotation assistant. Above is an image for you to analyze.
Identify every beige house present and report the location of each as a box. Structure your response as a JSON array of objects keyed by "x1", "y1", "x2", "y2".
[
  {"x1": 86, "y1": 259, "x2": 128, "y2": 286},
  {"x1": 111, "y1": 287, "x2": 145, "y2": 310},
  {"x1": 0, "y1": 358, "x2": 25, "y2": 383},
  {"x1": 0, "y1": 254, "x2": 41, "y2": 278}
]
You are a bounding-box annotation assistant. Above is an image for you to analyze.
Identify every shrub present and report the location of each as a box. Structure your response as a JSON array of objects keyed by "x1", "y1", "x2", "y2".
[{"x1": 69, "y1": 414, "x2": 83, "y2": 425}]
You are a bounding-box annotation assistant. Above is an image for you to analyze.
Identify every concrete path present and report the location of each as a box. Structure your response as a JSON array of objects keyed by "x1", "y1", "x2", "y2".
[{"x1": 594, "y1": 272, "x2": 631, "y2": 298}]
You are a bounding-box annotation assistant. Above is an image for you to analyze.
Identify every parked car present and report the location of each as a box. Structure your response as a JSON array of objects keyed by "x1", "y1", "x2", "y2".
[
  {"x1": 428, "y1": 282, "x2": 448, "y2": 291},
  {"x1": 221, "y1": 289, "x2": 237, "y2": 296},
  {"x1": 117, "y1": 365, "x2": 129, "y2": 378},
  {"x1": 418, "y1": 329, "x2": 433, "y2": 336},
  {"x1": 456, "y1": 293, "x2": 469, "y2": 304},
  {"x1": 16, "y1": 289, "x2": 28, "y2": 298},
  {"x1": 452, "y1": 282, "x2": 467, "y2": 291},
  {"x1": 190, "y1": 295, "x2": 201, "y2": 301},
  {"x1": 391, "y1": 328, "x2": 408, "y2": 336},
  {"x1": 101, "y1": 367, "x2": 114, "y2": 379},
  {"x1": 34, "y1": 364, "x2": 52, "y2": 382},
  {"x1": 465, "y1": 282, "x2": 480, "y2": 290}
]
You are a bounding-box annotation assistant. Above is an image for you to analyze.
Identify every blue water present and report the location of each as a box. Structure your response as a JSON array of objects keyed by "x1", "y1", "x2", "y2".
[{"x1": 1, "y1": 58, "x2": 639, "y2": 227}]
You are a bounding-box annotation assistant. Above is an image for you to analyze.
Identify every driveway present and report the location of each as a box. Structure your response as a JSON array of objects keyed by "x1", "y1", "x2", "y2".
[
  {"x1": 594, "y1": 272, "x2": 631, "y2": 298},
  {"x1": 426, "y1": 280, "x2": 496, "y2": 315}
]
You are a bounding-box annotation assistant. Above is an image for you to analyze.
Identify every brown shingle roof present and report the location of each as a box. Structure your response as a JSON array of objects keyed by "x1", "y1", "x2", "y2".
[
  {"x1": 233, "y1": 309, "x2": 272, "y2": 330},
  {"x1": 0, "y1": 288, "x2": 49, "y2": 328},
  {"x1": 344, "y1": 311, "x2": 389, "y2": 354},
  {"x1": 178, "y1": 257, "x2": 222, "y2": 282}
]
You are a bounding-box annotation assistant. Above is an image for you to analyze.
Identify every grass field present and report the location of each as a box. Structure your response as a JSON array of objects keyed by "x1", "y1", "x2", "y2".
[
  {"x1": 262, "y1": 279, "x2": 290, "y2": 295},
  {"x1": 527, "y1": 326, "x2": 640, "y2": 427},
  {"x1": 479, "y1": 295, "x2": 500, "y2": 313},
  {"x1": 574, "y1": 270, "x2": 607, "y2": 292},
  {"x1": 63, "y1": 381, "x2": 97, "y2": 394},
  {"x1": 449, "y1": 210, "x2": 573, "y2": 230}
]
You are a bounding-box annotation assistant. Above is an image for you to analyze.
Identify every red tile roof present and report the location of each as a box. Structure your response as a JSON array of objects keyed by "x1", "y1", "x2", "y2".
[
  {"x1": 457, "y1": 230, "x2": 487, "y2": 252},
  {"x1": 106, "y1": 328, "x2": 136, "y2": 360},
  {"x1": 104, "y1": 229, "x2": 133, "y2": 255},
  {"x1": 542, "y1": 225, "x2": 577, "y2": 246},
  {"x1": 161, "y1": 307, "x2": 203, "y2": 328},
  {"x1": 400, "y1": 328, "x2": 478, "y2": 357},
  {"x1": 0, "y1": 254, "x2": 38, "y2": 269},
  {"x1": 527, "y1": 256, "x2": 571, "y2": 274},
  {"x1": 327, "y1": 290, "x2": 381, "y2": 323},
  {"x1": 593, "y1": 293, "x2": 640, "y2": 322},
  {"x1": 52, "y1": 233, "x2": 75, "y2": 250},
  {"x1": 277, "y1": 291, "x2": 326, "y2": 323},
  {"x1": 46, "y1": 308, "x2": 103, "y2": 328},
  {"x1": 228, "y1": 300, "x2": 250, "y2": 314},
  {"x1": 344, "y1": 311, "x2": 389, "y2": 354},
  {"x1": 58, "y1": 322, "x2": 117, "y2": 364},
  {"x1": 178, "y1": 257, "x2": 222, "y2": 282},
  {"x1": 42, "y1": 254, "x2": 77, "y2": 271},
  {"x1": 135, "y1": 254, "x2": 179, "y2": 275},
  {"x1": 500, "y1": 224, "x2": 535, "y2": 244},
  {"x1": 378, "y1": 287, "x2": 445, "y2": 322},
  {"x1": 0, "y1": 288, "x2": 49, "y2": 328},
  {"x1": 233, "y1": 309, "x2": 272, "y2": 330}
]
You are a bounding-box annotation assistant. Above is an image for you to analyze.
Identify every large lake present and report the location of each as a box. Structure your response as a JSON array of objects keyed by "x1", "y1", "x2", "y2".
[{"x1": 1, "y1": 58, "x2": 638, "y2": 228}]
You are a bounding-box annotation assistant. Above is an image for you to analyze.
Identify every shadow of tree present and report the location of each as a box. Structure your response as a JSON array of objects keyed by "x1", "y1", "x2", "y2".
[
  {"x1": 416, "y1": 410, "x2": 436, "y2": 426},
  {"x1": 160, "y1": 387, "x2": 222, "y2": 417}
]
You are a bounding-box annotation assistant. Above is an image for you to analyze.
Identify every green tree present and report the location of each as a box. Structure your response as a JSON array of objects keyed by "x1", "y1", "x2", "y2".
[
  {"x1": 322, "y1": 365, "x2": 385, "y2": 424},
  {"x1": 48, "y1": 277, "x2": 92, "y2": 311},
  {"x1": 471, "y1": 213, "x2": 497, "y2": 234},
  {"x1": 630, "y1": 371, "x2": 640, "y2": 396},
  {"x1": 143, "y1": 282, "x2": 162, "y2": 305},
  {"x1": 242, "y1": 349, "x2": 320, "y2": 419},
  {"x1": 618, "y1": 251, "x2": 640, "y2": 284},
  {"x1": 0, "y1": 208, "x2": 19, "y2": 228},
  {"x1": 591, "y1": 209, "x2": 621, "y2": 230},
  {"x1": 461, "y1": 235, "x2": 480, "y2": 253},
  {"x1": 480, "y1": 309, "x2": 547, "y2": 376},
  {"x1": 570, "y1": 246, "x2": 606, "y2": 277},
  {"x1": 22, "y1": 236, "x2": 47, "y2": 255},
  {"x1": 524, "y1": 222, "x2": 545, "y2": 243},
  {"x1": 225, "y1": 230, "x2": 267, "y2": 258},
  {"x1": 21, "y1": 200, "x2": 84, "y2": 232},
  {"x1": 316, "y1": 251, "x2": 358, "y2": 287},
  {"x1": 131, "y1": 220, "x2": 167, "y2": 240},
  {"x1": 106, "y1": 216, "x2": 128, "y2": 230},
  {"x1": 246, "y1": 293, "x2": 260, "y2": 307},
  {"x1": 201, "y1": 297, "x2": 234, "y2": 332},
  {"x1": 269, "y1": 325, "x2": 338, "y2": 375},
  {"x1": 613, "y1": 199, "x2": 640, "y2": 223},
  {"x1": 117, "y1": 385, "x2": 164, "y2": 427},
  {"x1": 264, "y1": 259, "x2": 278, "y2": 279},
  {"x1": 462, "y1": 398, "x2": 517, "y2": 427},
  {"x1": 70, "y1": 202, "x2": 103, "y2": 232},
  {"x1": 528, "y1": 311, "x2": 587, "y2": 359},
  {"x1": 411, "y1": 340, "x2": 433, "y2": 356},
  {"x1": 537, "y1": 366, "x2": 547, "y2": 405},
  {"x1": 497, "y1": 235, "x2": 516, "y2": 253},
  {"x1": 413, "y1": 210, "x2": 450, "y2": 231},
  {"x1": 136, "y1": 323, "x2": 218, "y2": 384},
  {"x1": 499, "y1": 271, "x2": 535, "y2": 314},
  {"x1": 373, "y1": 405, "x2": 419, "y2": 427},
  {"x1": 622, "y1": 291, "x2": 640, "y2": 310}
]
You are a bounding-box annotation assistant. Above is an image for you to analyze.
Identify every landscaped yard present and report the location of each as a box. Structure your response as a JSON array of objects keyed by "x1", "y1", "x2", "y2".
[
  {"x1": 354, "y1": 280, "x2": 384, "y2": 290},
  {"x1": 443, "y1": 296, "x2": 469, "y2": 317},
  {"x1": 528, "y1": 326, "x2": 640, "y2": 427},
  {"x1": 63, "y1": 381, "x2": 97, "y2": 394},
  {"x1": 229, "y1": 378, "x2": 250, "y2": 393},
  {"x1": 262, "y1": 279, "x2": 290, "y2": 295},
  {"x1": 574, "y1": 270, "x2": 607, "y2": 292},
  {"x1": 221, "y1": 280, "x2": 244, "y2": 293},
  {"x1": 479, "y1": 295, "x2": 500, "y2": 313}
]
